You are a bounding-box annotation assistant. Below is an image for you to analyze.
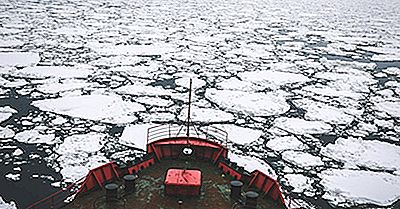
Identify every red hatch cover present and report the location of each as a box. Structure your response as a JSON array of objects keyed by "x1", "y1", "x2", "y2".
[{"x1": 164, "y1": 169, "x2": 201, "y2": 196}]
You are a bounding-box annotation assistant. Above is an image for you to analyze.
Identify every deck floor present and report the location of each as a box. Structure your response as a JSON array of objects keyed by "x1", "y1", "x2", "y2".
[{"x1": 63, "y1": 159, "x2": 283, "y2": 209}]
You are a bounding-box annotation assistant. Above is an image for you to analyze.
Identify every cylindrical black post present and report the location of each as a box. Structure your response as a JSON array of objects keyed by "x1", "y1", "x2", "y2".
[
  {"x1": 244, "y1": 191, "x2": 259, "y2": 209},
  {"x1": 230, "y1": 180, "x2": 243, "y2": 201},
  {"x1": 105, "y1": 183, "x2": 118, "y2": 200},
  {"x1": 123, "y1": 174, "x2": 137, "y2": 194}
]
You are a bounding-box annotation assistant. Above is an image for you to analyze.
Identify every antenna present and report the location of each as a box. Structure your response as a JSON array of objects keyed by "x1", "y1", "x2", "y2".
[{"x1": 186, "y1": 78, "x2": 192, "y2": 137}]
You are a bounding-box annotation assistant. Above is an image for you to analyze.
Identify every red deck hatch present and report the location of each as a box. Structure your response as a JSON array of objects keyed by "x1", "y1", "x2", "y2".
[{"x1": 164, "y1": 169, "x2": 201, "y2": 196}]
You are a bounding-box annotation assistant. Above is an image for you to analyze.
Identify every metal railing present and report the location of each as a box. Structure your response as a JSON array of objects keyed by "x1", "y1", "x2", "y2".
[
  {"x1": 147, "y1": 124, "x2": 228, "y2": 147},
  {"x1": 26, "y1": 177, "x2": 84, "y2": 209}
]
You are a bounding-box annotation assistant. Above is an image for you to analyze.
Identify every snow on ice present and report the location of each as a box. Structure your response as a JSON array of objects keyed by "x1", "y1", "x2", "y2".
[
  {"x1": 0, "y1": 196, "x2": 17, "y2": 209},
  {"x1": 33, "y1": 94, "x2": 145, "y2": 124},
  {"x1": 178, "y1": 106, "x2": 235, "y2": 123},
  {"x1": 56, "y1": 133, "x2": 108, "y2": 181},
  {"x1": 320, "y1": 169, "x2": 400, "y2": 206},
  {"x1": 119, "y1": 123, "x2": 154, "y2": 150},
  {"x1": 0, "y1": 52, "x2": 40, "y2": 67},
  {"x1": 266, "y1": 136, "x2": 307, "y2": 152},
  {"x1": 274, "y1": 117, "x2": 332, "y2": 135},
  {"x1": 0, "y1": 106, "x2": 17, "y2": 123},
  {"x1": 281, "y1": 150, "x2": 324, "y2": 168},
  {"x1": 212, "y1": 124, "x2": 263, "y2": 145},
  {"x1": 14, "y1": 129, "x2": 56, "y2": 144},
  {"x1": 205, "y1": 89, "x2": 290, "y2": 116},
  {"x1": 321, "y1": 137, "x2": 400, "y2": 171}
]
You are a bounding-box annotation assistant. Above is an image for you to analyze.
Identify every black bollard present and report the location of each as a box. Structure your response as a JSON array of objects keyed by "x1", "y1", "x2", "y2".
[
  {"x1": 123, "y1": 174, "x2": 137, "y2": 194},
  {"x1": 244, "y1": 191, "x2": 259, "y2": 209},
  {"x1": 230, "y1": 180, "x2": 243, "y2": 201},
  {"x1": 105, "y1": 183, "x2": 119, "y2": 201}
]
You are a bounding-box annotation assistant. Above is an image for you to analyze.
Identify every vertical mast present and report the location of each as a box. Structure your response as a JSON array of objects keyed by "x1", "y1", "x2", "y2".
[{"x1": 186, "y1": 78, "x2": 192, "y2": 137}]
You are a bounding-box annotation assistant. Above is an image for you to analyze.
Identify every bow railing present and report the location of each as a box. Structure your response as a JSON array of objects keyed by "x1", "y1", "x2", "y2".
[{"x1": 147, "y1": 124, "x2": 228, "y2": 147}]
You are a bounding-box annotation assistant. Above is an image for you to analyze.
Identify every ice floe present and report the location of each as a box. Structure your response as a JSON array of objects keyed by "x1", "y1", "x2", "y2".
[
  {"x1": 282, "y1": 150, "x2": 324, "y2": 167},
  {"x1": 178, "y1": 106, "x2": 234, "y2": 123},
  {"x1": 211, "y1": 124, "x2": 262, "y2": 145},
  {"x1": 205, "y1": 89, "x2": 290, "y2": 116},
  {"x1": 14, "y1": 65, "x2": 93, "y2": 79},
  {"x1": 36, "y1": 79, "x2": 96, "y2": 94},
  {"x1": 12, "y1": 148, "x2": 23, "y2": 156},
  {"x1": 174, "y1": 77, "x2": 206, "y2": 90},
  {"x1": 0, "y1": 106, "x2": 17, "y2": 123},
  {"x1": 229, "y1": 152, "x2": 276, "y2": 179},
  {"x1": 33, "y1": 94, "x2": 145, "y2": 124},
  {"x1": 238, "y1": 70, "x2": 310, "y2": 90},
  {"x1": 56, "y1": 133, "x2": 106, "y2": 155},
  {"x1": 293, "y1": 99, "x2": 356, "y2": 125},
  {"x1": 14, "y1": 129, "x2": 56, "y2": 144},
  {"x1": 274, "y1": 117, "x2": 332, "y2": 135},
  {"x1": 0, "y1": 196, "x2": 17, "y2": 209},
  {"x1": 5, "y1": 173, "x2": 20, "y2": 182},
  {"x1": 89, "y1": 43, "x2": 176, "y2": 56},
  {"x1": 115, "y1": 84, "x2": 173, "y2": 97},
  {"x1": 320, "y1": 169, "x2": 400, "y2": 206},
  {"x1": 284, "y1": 173, "x2": 315, "y2": 194},
  {"x1": 0, "y1": 52, "x2": 40, "y2": 67},
  {"x1": 119, "y1": 124, "x2": 154, "y2": 150},
  {"x1": 266, "y1": 136, "x2": 307, "y2": 152},
  {"x1": 374, "y1": 101, "x2": 400, "y2": 118},
  {"x1": 135, "y1": 96, "x2": 173, "y2": 107},
  {"x1": 321, "y1": 137, "x2": 400, "y2": 171},
  {"x1": 383, "y1": 67, "x2": 400, "y2": 76},
  {"x1": 56, "y1": 133, "x2": 108, "y2": 181},
  {"x1": 0, "y1": 127, "x2": 15, "y2": 139}
]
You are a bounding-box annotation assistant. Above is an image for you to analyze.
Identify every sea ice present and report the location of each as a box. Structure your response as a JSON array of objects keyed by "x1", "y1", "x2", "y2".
[
  {"x1": 135, "y1": 96, "x2": 174, "y2": 107},
  {"x1": 0, "y1": 52, "x2": 40, "y2": 67},
  {"x1": 56, "y1": 133, "x2": 108, "y2": 181},
  {"x1": 211, "y1": 124, "x2": 263, "y2": 145},
  {"x1": 175, "y1": 77, "x2": 206, "y2": 90},
  {"x1": 374, "y1": 101, "x2": 400, "y2": 118},
  {"x1": 273, "y1": 117, "x2": 331, "y2": 135},
  {"x1": 0, "y1": 127, "x2": 15, "y2": 139},
  {"x1": 320, "y1": 169, "x2": 400, "y2": 206},
  {"x1": 0, "y1": 106, "x2": 17, "y2": 123},
  {"x1": 89, "y1": 43, "x2": 176, "y2": 56},
  {"x1": 266, "y1": 136, "x2": 307, "y2": 152},
  {"x1": 33, "y1": 94, "x2": 145, "y2": 124},
  {"x1": 293, "y1": 99, "x2": 355, "y2": 125},
  {"x1": 371, "y1": 54, "x2": 400, "y2": 62},
  {"x1": 36, "y1": 79, "x2": 96, "y2": 94},
  {"x1": 5, "y1": 173, "x2": 20, "y2": 181},
  {"x1": 178, "y1": 106, "x2": 235, "y2": 123},
  {"x1": 383, "y1": 67, "x2": 400, "y2": 76},
  {"x1": 115, "y1": 84, "x2": 173, "y2": 97},
  {"x1": 14, "y1": 129, "x2": 56, "y2": 144},
  {"x1": 238, "y1": 70, "x2": 310, "y2": 90},
  {"x1": 217, "y1": 77, "x2": 261, "y2": 92},
  {"x1": 229, "y1": 152, "x2": 276, "y2": 179},
  {"x1": 281, "y1": 150, "x2": 324, "y2": 167},
  {"x1": 320, "y1": 137, "x2": 400, "y2": 171},
  {"x1": 141, "y1": 112, "x2": 176, "y2": 123},
  {"x1": 0, "y1": 196, "x2": 17, "y2": 209},
  {"x1": 56, "y1": 133, "x2": 106, "y2": 155},
  {"x1": 15, "y1": 65, "x2": 93, "y2": 79},
  {"x1": 119, "y1": 124, "x2": 154, "y2": 150},
  {"x1": 205, "y1": 89, "x2": 290, "y2": 116},
  {"x1": 12, "y1": 148, "x2": 23, "y2": 156},
  {"x1": 284, "y1": 173, "x2": 315, "y2": 194}
]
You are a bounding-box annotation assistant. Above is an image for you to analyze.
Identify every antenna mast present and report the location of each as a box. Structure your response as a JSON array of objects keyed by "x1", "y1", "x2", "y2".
[{"x1": 186, "y1": 78, "x2": 192, "y2": 137}]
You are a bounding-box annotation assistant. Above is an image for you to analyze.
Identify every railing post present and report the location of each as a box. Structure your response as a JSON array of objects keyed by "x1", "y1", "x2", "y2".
[{"x1": 169, "y1": 124, "x2": 171, "y2": 138}]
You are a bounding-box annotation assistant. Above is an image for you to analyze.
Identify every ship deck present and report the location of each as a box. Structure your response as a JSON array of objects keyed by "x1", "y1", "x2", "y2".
[{"x1": 63, "y1": 159, "x2": 285, "y2": 209}]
